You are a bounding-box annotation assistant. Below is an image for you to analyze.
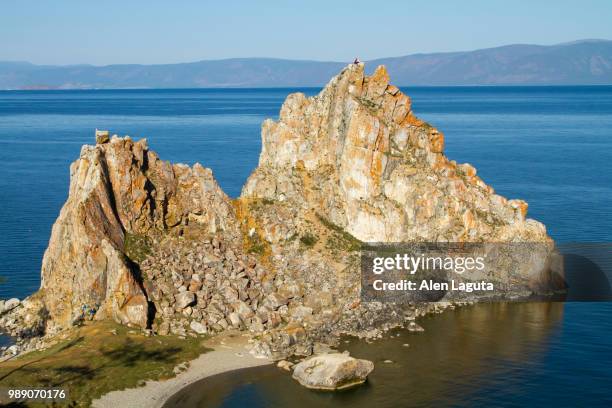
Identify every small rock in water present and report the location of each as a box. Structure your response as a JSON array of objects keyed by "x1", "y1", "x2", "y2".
[
  {"x1": 277, "y1": 360, "x2": 293, "y2": 371},
  {"x1": 383, "y1": 359, "x2": 393, "y2": 364},
  {"x1": 292, "y1": 353, "x2": 374, "y2": 390},
  {"x1": 408, "y1": 322, "x2": 425, "y2": 332},
  {"x1": 402, "y1": 343, "x2": 410, "y2": 347}
]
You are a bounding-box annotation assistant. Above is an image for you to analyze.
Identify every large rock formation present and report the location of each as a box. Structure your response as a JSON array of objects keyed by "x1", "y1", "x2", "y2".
[
  {"x1": 38, "y1": 136, "x2": 239, "y2": 333},
  {"x1": 234, "y1": 64, "x2": 561, "y2": 356},
  {"x1": 3, "y1": 64, "x2": 562, "y2": 351},
  {"x1": 242, "y1": 63, "x2": 547, "y2": 244}
]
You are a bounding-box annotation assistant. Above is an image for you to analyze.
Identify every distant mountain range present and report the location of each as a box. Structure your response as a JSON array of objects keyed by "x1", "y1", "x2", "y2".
[{"x1": 1, "y1": 40, "x2": 612, "y2": 89}]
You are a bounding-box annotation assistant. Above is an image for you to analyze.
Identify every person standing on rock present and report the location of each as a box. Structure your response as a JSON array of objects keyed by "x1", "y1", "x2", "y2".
[{"x1": 353, "y1": 57, "x2": 361, "y2": 64}]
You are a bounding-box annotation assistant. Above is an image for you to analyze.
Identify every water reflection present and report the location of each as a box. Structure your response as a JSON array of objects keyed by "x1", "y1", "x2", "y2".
[{"x1": 165, "y1": 302, "x2": 564, "y2": 408}]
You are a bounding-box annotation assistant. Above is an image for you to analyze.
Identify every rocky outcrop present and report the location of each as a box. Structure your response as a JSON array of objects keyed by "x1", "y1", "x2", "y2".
[
  {"x1": 3, "y1": 64, "x2": 562, "y2": 353},
  {"x1": 242, "y1": 63, "x2": 548, "y2": 244},
  {"x1": 292, "y1": 352, "x2": 374, "y2": 390},
  {"x1": 234, "y1": 64, "x2": 562, "y2": 356},
  {"x1": 36, "y1": 136, "x2": 239, "y2": 333}
]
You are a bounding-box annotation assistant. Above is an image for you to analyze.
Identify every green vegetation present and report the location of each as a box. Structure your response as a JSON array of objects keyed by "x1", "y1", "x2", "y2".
[
  {"x1": 247, "y1": 240, "x2": 267, "y2": 255},
  {"x1": 299, "y1": 233, "x2": 318, "y2": 248},
  {"x1": 356, "y1": 96, "x2": 381, "y2": 113},
  {"x1": 247, "y1": 197, "x2": 275, "y2": 212},
  {"x1": 0, "y1": 321, "x2": 209, "y2": 407},
  {"x1": 246, "y1": 231, "x2": 267, "y2": 255},
  {"x1": 123, "y1": 233, "x2": 152, "y2": 263},
  {"x1": 316, "y1": 213, "x2": 362, "y2": 252}
]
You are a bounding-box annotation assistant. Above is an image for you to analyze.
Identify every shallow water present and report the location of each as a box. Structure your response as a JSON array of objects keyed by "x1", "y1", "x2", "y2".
[{"x1": 165, "y1": 302, "x2": 612, "y2": 408}]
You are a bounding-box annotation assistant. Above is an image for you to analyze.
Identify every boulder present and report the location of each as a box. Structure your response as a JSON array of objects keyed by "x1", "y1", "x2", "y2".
[
  {"x1": 228, "y1": 312, "x2": 243, "y2": 328},
  {"x1": 175, "y1": 292, "x2": 196, "y2": 310},
  {"x1": 408, "y1": 322, "x2": 425, "y2": 332},
  {"x1": 3, "y1": 298, "x2": 20, "y2": 313},
  {"x1": 262, "y1": 293, "x2": 288, "y2": 310},
  {"x1": 233, "y1": 300, "x2": 254, "y2": 320},
  {"x1": 292, "y1": 353, "x2": 374, "y2": 390},
  {"x1": 6, "y1": 345, "x2": 20, "y2": 356},
  {"x1": 158, "y1": 321, "x2": 170, "y2": 335},
  {"x1": 189, "y1": 321, "x2": 207, "y2": 334}
]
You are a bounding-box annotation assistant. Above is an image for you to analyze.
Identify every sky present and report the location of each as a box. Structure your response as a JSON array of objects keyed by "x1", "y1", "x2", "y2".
[{"x1": 1, "y1": 0, "x2": 611, "y2": 65}]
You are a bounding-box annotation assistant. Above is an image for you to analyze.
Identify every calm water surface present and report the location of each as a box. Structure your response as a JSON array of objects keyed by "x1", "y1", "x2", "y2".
[
  {"x1": 1, "y1": 86, "x2": 611, "y2": 406},
  {"x1": 166, "y1": 302, "x2": 612, "y2": 408}
]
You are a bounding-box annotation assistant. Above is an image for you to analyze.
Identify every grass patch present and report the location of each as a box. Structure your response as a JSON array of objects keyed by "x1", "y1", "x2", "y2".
[
  {"x1": 356, "y1": 96, "x2": 381, "y2": 113},
  {"x1": 315, "y1": 214, "x2": 363, "y2": 252},
  {"x1": 123, "y1": 233, "x2": 152, "y2": 263},
  {"x1": 247, "y1": 197, "x2": 275, "y2": 212},
  {"x1": 247, "y1": 240, "x2": 267, "y2": 255},
  {"x1": 245, "y1": 230, "x2": 268, "y2": 255},
  {"x1": 232, "y1": 199, "x2": 273, "y2": 263},
  {"x1": 299, "y1": 233, "x2": 318, "y2": 248},
  {"x1": 0, "y1": 321, "x2": 209, "y2": 407}
]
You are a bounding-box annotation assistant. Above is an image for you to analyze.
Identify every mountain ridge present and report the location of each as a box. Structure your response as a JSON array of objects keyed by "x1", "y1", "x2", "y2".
[{"x1": 1, "y1": 40, "x2": 612, "y2": 89}]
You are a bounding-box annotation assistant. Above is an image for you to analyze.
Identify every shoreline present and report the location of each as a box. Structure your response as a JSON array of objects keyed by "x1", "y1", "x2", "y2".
[
  {"x1": 92, "y1": 332, "x2": 272, "y2": 408},
  {"x1": 91, "y1": 305, "x2": 446, "y2": 408}
]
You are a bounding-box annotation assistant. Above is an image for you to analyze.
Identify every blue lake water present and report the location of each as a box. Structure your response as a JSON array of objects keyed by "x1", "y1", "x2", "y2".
[{"x1": 1, "y1": 86, "x2": 612, "y2": 406}]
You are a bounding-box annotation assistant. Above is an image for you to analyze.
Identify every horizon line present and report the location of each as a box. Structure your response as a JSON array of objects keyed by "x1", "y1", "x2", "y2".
[{"x1": 1, "y1": 38, "x2": 610, "y2": 68}]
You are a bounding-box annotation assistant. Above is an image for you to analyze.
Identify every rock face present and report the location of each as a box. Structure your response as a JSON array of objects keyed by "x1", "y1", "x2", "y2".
[
  {"x1": 4, "y1": 64, "x2": 562, "y2": 349},
  {"x1": 38, "y1": 136, "x2": 239, "y2": 333},
  {"x1": 292, "y1": 353, "x2": 374, "y2": 390},
  {"x1": 232, "y1": 64, "x2": 562, "y2": 357},
  {"x1": 242, "y1": 63, "x2": 548, "y2": 244}
]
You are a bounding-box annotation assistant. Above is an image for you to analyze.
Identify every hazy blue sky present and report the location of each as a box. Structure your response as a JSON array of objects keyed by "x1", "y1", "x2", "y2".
[{"x1": 1, "y1": 0, "x2": 611, "y2": 65}]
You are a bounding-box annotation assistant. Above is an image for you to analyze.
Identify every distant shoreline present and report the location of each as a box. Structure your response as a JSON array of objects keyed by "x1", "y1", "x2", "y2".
[
  {"x1": 3, "y1": 84, "x2": 612, "y2": 92},
  {"x1": 1, "y1": 40, "x2": 611, "y2": 89}
]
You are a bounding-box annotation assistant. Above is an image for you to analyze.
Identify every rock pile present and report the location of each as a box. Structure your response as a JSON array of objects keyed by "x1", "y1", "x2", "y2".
[{"x1": 141, "y1": 236, "x2": 273, "y2": 337}]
